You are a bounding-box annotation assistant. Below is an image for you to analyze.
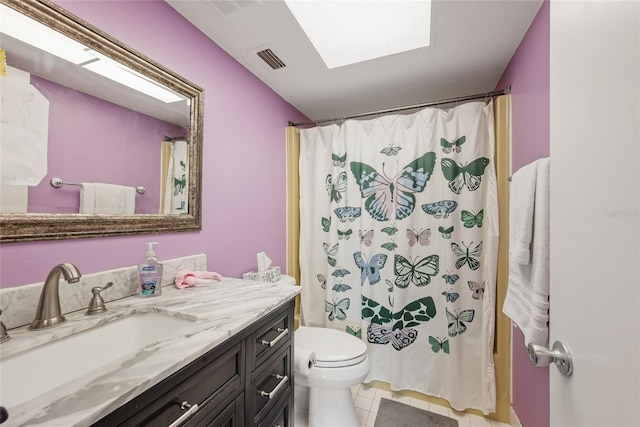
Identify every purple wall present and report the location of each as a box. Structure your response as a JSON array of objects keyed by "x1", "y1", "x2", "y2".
[
  {"x1": 495, "y1": 2, "x2": 550, "y2": 427},
  {"x1": 0, "y1": 0, "x2": 307, "y2": 288},
  {"x1": 27, "y1": 75, "x2": 184, "y2": 214}
]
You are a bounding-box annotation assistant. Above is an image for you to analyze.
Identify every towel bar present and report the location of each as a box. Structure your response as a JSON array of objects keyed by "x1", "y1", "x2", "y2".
[{"x1": 50, "y1": 177, "x2": 146, "y2": 194}]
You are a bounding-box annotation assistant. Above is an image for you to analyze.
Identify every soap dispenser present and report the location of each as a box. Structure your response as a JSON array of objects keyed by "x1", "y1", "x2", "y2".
[{"x1": 138, "y1": 242, "x2": 163, "y2": 297}]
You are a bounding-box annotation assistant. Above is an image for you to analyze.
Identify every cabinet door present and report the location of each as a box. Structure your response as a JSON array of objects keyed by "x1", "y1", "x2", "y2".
[
  {"x1": 250, "y1": 305, "x2": 293, "y2": 372},
  {"x1": 184, "y1": 392, "x2": 244, "y2": 427},
  {"x1": 93, "y1": 341, "x2": 244, "y2": 427},
  {"x1": 257, "y1": 392, "x2": 290, "y2": 427},
  {"x1": 250, "y1": 346, "x2": 291, "y2": 426}
]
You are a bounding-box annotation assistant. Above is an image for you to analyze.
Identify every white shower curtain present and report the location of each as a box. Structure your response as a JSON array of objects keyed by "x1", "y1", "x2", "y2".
[
  {"x1": 299, "y1": 102, "x2": 498, "y2": 413},
  {"x1": 161, "y1": 139, "x2": 189, "y2": 214}
]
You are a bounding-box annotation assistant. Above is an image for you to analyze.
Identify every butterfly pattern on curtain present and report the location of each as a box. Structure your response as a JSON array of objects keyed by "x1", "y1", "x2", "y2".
[{"x1": 299, "y1": 102, "x2": 498, "y2": 414}]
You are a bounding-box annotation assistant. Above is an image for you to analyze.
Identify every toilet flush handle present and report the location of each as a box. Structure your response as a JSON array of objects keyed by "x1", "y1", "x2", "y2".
[{"x1": 260, "y1": 328, "x2": 289, "y2": 347}]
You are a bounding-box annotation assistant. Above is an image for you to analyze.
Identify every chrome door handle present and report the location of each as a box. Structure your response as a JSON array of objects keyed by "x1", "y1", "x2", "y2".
[
  {"x1": 528, "y1": 341, "x2": 573, "y2": 376},
  {"x1": 260, "y1": 328, "x2": 288, "y2": 347},
  {"x1": 257, "y1": 374, "x2": 288, "y2": 400},
  {"x1": 168, "y1": 401, "x2": 199, "y2": 427}
]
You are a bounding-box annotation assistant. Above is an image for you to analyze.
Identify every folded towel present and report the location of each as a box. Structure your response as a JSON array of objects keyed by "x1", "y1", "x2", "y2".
[
  {"x1": 80, "y1": 182, "x2": 136, "y2": 214},
  {"x1": 503, "y1": 157, "x2": 550, "y2": 346},
  {"x1": 508, "y1": 159, "x2": 540, "y2": 264}
]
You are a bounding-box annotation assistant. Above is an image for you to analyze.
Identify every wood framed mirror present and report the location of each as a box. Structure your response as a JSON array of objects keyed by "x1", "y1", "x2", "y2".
[{"x1": 0, "y1": 0, "x2": 203, "y2": 242}]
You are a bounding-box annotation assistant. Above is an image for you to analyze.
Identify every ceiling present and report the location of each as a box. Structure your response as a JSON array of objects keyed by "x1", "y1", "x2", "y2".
[{"x1": 166, "y1": 0, "x2": 543, "y2": 122}]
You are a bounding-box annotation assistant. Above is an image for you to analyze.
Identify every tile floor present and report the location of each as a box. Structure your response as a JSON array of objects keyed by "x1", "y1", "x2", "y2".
[
  {"x1": 350, "y1": 384, "x2": 512, "y2": 427},
  {"x1": 294, "y1": 383, "x2": 514, "y2": 427}
]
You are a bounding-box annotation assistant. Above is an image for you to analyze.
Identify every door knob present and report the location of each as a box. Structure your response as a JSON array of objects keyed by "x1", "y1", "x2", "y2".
[{"x1": 527, "y1": 341, "x2": 573, "y2": 376}]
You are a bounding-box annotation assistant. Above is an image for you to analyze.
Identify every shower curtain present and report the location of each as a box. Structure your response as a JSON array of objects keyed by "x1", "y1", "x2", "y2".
[
  {"x1": 160, "y1": 139, "x2": 189, "y2": 214},
  {"x1": 299, "y1": 102, "x2": 498, "y2": 413}
]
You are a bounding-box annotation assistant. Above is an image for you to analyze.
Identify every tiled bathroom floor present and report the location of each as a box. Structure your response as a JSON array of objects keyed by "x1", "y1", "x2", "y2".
[
  {"x1": 294, "y1": 383, "x2": 514, "y2": 427},
  {"x1": 350, "y1": 384, "x2": 513, "y2": 427}
]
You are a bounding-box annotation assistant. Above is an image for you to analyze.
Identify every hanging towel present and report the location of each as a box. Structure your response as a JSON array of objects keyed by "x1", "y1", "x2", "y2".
[
  {"x1": 503, "y1": 157, "x2": 550, "y2": 346},
  {"x1": 508, "y1": 160, "x2": 538, "y2": 264},
  {"x1": 80, "y1": 183, "x2": 136, "y2": 214}
]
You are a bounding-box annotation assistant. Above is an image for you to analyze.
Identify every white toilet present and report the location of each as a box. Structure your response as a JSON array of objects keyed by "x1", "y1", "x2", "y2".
[{"x1": 294, "y1": 326, "x2": 370, "y2": 427}]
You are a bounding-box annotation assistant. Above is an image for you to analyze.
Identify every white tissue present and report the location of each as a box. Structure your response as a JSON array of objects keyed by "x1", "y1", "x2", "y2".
[
  {"x1": 257, "y1": 251, "x2": 272, "y2": 272},
  {"x1": 295, "y1": 347, "x2": 316, "y2": 376}
]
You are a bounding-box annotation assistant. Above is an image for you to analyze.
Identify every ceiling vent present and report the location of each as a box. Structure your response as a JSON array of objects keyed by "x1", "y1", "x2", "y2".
[
  {"x1": 256, "y1": 48, "x2": 286, "y2": 70},
  {"x1": 208, "y1": 0, "x2": 260, "y2": 16}
]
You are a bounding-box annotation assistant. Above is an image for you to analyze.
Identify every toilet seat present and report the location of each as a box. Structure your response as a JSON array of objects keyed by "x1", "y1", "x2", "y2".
[{"x1": 295, "y1": 326, "x2": 367, "y2": 368}]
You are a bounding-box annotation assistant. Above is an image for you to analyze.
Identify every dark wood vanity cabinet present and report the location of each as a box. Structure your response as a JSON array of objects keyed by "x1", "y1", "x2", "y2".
[{"x1": 93, "y1": 299, "x2": 294, "y2": 427}]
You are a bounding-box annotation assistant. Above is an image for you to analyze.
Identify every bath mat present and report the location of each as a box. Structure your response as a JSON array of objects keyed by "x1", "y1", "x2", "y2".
[{"x1": 374, "y1": 398, "x2": 459, "y2": 427}]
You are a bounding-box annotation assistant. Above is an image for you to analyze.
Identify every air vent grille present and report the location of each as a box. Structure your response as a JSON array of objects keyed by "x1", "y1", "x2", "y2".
[
  {"x1": 257, "y1": 49, "x2": 286, "y2": 70},
  {"x1": 209, "y1": 0, "x2": 260, "y2": 16}
]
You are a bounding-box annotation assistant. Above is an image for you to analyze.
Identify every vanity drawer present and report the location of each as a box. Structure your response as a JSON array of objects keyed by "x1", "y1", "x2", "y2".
[
  {"x1": 183, "y1": 391, "x2": 244, "y2": 427},
  {"x1": 93, "y1": 339, "x2": 244, "y2": 427},
  {"x1": 251, "y1": 346, "x2": 291, "y2": 425},
  {"x1": 257, "y1": 392, "x2": 291, "y2": 427},
  {"x1": 251, "y1": 305, "x2": 292, "y2": 371}
]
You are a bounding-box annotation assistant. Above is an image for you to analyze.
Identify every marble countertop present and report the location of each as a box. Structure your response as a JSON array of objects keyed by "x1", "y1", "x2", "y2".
[{"x1": 0, "y1": 278, "x2": 300, "y2": 427}]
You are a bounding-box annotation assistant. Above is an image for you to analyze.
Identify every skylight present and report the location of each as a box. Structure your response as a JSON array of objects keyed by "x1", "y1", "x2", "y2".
[{"x1": 284, "y1": 0, "x2": 431, "y2": 69}]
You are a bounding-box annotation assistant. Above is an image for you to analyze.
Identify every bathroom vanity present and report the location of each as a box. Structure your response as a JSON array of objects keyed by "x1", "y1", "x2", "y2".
[
  {"x1": 94, "y1": 300, "x2": 294, "y2": 426},
  {"x1": 0, "y1": 277, "x2": 299, "y2": 427}
]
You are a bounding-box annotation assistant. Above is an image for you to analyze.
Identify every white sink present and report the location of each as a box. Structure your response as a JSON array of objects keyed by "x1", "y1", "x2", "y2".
[{"x1": 0, "y1": 312, "x2": 194, "y2": 408}]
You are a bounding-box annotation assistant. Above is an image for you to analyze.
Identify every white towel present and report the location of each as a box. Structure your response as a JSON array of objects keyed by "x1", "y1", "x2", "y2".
[
  {"x1": 503, "y1": 157, "x2": 550, "y2": 346},
  {"x1": 508, "y1": 159, "x2": 539, "y2": 264},
  {"x1": 80, "y1": 183, "x2": 136, "y2": 214}
]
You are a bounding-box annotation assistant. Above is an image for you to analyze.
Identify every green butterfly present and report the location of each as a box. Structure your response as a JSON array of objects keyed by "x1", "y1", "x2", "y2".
[
  {"x1": 346, "y1": 325, "x2": 362, "y2": 339},
  {"x1": 381, "y1": 226, "x2": 398, "y2": 236},
  {"x1": 429, "y1": 336, "x2": 450, "y2": 354},
  {"x1": 326, "y1": 172, "x2": 347, "y2": 203},
  {"x1": 321, "y1": 217, "x2": 331, "y2": 232},
  {"x1": 362, "y1": 295, "x2": 436, "y2": 334},
  {"x1": 332, "y1": 152, "x2": 347, "y2": 167},
  {"x1": 350, "y1": 153, "x2": 436, "y2": 221},
  {"x1": 323, "y1": 242, "x2": 339, "y2": 267},
  {"x1": 438, "y1": 225, "x2": 454, "y2": 239},
  {"x1": 338, "y1": 229, "x2": 353, "y2": 240},
  {"x1": 440, "y1": 136, "x2": 466, "y2": 154},
  {"x1": 381, "y1": 242, "x2": 397, "y2": 251},
  {"x1": 446, "y1": 308, "x2": 475, "y2": 337},
  {"x1": 451, "y1": 241, "x2": 482, "y2": 271},
  {"x1": 385, "y1": 279, "x2": 394, "y2": 292},
  {"x1": 394, "y1": 254, "x2": 439, "y2": 288},
  {"x1": 380, "y1": 142, "x2": 402, "y2": 156},
  {"x1": 326, "y1": 298, "x2": 350, "y2": 321},
  {"x1": 441, "y1": 157, "x2": 490, "y2": 194},
  {"x1": 461, "y1": 209, "x2": 483, "y2": 228}
]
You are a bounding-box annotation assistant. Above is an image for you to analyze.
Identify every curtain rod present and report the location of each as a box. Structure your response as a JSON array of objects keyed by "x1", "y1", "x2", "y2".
[{"x1": 288, "y1": 86, "x2": 511, "y2": 128}]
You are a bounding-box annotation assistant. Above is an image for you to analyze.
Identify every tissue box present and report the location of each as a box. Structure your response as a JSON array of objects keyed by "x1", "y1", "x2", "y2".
[{"x1": 243, "y1": 266, "x2": 281, "y2": 282}]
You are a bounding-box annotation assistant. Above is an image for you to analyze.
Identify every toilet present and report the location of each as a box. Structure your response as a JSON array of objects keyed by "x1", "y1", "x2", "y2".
[{"x1": 294, "y1": 326, "x2": 370, "y2": 427}]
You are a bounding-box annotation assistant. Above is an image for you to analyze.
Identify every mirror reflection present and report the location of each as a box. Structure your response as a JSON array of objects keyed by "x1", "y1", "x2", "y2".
[
  {"x1": 1, "y1": 2, "x2": 190, "y2": 215},
  {"x1": 0, "y1": 0, "x2": 203, "y2": 242}
]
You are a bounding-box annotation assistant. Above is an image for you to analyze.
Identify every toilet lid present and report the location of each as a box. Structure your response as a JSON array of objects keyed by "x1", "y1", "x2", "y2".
[{"x1": 296, "y1": 326, "x2": 367, "y2": 368}]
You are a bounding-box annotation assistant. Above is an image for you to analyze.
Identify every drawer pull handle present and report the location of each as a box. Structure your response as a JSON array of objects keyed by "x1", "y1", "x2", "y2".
[
  {"x1": 257, "y1": 374, "x2": 288, "y2": 400},
  {"x1": 168, "y1": 401, "x2": 199, "y2": 427},
  {"x1": 260, "y1": 328, "x2": 288, "y2": 347}
]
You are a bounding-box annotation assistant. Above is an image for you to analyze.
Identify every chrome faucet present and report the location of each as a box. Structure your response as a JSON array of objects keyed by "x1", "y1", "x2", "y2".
[{"x1": 29, "y1": 263, "x2": 82, "y2": 330}]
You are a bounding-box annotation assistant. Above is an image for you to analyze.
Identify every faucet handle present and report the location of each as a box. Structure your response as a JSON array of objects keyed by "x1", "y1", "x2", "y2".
[
  {"x1": 86, "y1": 282, "x2": 113, "y2": 316},
  {"x1": 0, "y1": 309, "x2": 10, "y2": 343}
]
